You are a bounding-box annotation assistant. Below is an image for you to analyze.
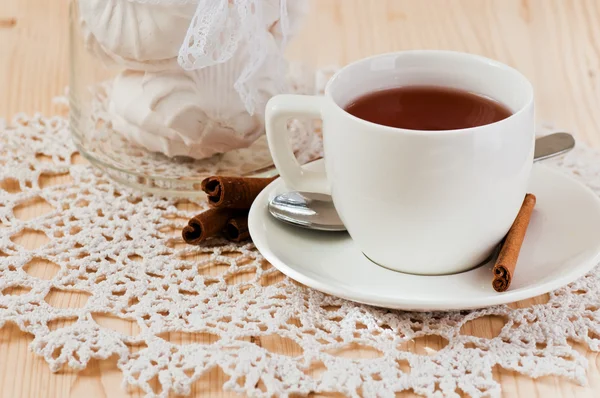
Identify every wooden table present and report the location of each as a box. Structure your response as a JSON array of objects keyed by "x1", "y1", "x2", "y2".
[{"x1": 1, "y1": 0, "x2": 600, "y2": 397}]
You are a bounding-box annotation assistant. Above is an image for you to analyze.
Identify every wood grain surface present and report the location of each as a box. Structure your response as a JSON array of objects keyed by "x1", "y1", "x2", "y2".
[{"x1": 1, "y1": 0, "x2": 600, "y2": 397}]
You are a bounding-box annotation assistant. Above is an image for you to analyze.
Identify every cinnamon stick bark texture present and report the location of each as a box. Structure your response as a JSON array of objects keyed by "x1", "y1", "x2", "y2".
[
  {"x1": 492, "y1": 193, "x2": 537, "y2": 292},
  {"x1": 182, "y1": 208, "x2": 241, "y2": 245},
  {"x1": 201, "y1": 176, "x2": 277, "y2": 209},
  {"x1": 223, "y1": 215, "x2": 250, "y2": 243}
]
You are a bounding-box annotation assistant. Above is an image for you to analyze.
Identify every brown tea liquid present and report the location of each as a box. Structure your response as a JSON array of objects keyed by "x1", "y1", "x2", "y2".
[{"x1": 344, "y1": 86, "x2": 512, "y2": 130}]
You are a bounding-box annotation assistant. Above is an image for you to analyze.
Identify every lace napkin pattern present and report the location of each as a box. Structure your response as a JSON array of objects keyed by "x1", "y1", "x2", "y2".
[{"x1": 0, "y1": 114, "x2": 599, "y2": 398}]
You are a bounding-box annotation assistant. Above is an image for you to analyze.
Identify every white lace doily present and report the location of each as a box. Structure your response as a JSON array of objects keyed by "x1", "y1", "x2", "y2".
[{"x1": 0, "y1": 114, "x2": 599, "y2": 398}]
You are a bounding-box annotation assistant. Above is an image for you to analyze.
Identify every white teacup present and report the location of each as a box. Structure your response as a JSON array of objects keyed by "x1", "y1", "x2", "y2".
[{"x1": 265, "y1": 50, "x2": 534, "y2": 275}]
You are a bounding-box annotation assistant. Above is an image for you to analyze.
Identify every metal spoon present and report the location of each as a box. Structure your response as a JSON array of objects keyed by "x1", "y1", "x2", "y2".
[{"x1": 268, "y1": 132, "x2": 575, "y2": 232}]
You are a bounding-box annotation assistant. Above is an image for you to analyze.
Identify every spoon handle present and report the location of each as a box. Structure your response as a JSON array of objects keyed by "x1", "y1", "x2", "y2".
[{"x1": 533, "y1": 132, "x2": 575, "y2": 161}]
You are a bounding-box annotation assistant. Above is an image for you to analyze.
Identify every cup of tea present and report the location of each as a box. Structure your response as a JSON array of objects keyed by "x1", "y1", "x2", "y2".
[{"x1": 265, "y1": 50, "x2": 534, "y2": 275}]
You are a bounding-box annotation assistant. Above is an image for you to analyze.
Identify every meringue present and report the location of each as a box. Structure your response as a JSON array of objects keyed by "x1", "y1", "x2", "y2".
[
  {"x1": 82, "y1": 0, "x2": 309, "y2": 159},
  {"x1": 79, "y1": 0, "x2": 195, "y2": 69},
  {"x1": 111, "y1": 110, "x2": 236, "y2": 159},
  {"x1": 263, "y1": 0, "x2": 310, "y2": 44},
  {"x1": 109, "y1": 69, "x2": 266, "y2": 159}
]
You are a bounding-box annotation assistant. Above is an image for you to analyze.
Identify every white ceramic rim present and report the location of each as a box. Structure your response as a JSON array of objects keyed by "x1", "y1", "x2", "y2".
[
  {"x1": 324, "y1": 50, "x2": 535, "y2": 136},
  {"x1": 249, "y1": 162, "x2": 600, "y2": 310}
]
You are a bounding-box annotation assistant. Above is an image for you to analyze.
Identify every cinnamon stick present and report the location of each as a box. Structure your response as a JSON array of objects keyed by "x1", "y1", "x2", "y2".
[
  {"x1": 492, "y1": 194, "x2": 537, "y2": 292},
  {"x1": 182, "y1": 208, "x2": 245, "y2": 245},
  {"x1": 201, "y1": 176, "x2": 277, "y2": 209},
  {"x1": 223, "y1": 215, "x2": 250, "y2": 243}
]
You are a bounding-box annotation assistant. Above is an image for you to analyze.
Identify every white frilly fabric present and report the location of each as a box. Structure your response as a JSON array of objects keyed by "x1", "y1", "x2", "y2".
[{"x1": 79, "y1": 0, "x2": 308, "y2": 159}]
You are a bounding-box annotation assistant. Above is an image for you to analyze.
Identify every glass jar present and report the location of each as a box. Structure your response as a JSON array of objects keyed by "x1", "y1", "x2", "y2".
[{"x1": 68, "y1": 0, "x2": 318, "y2": 197}]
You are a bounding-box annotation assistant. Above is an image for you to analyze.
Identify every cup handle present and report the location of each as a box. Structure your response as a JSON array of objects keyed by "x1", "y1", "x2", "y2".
[{"x1": 266, "y1": 94, "x2": 330, "y2": 195}]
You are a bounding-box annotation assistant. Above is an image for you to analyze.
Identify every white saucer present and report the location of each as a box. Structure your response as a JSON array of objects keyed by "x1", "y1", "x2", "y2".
[{"x1": 249, "y1": 160, "x2": 600, "y2": 311}]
